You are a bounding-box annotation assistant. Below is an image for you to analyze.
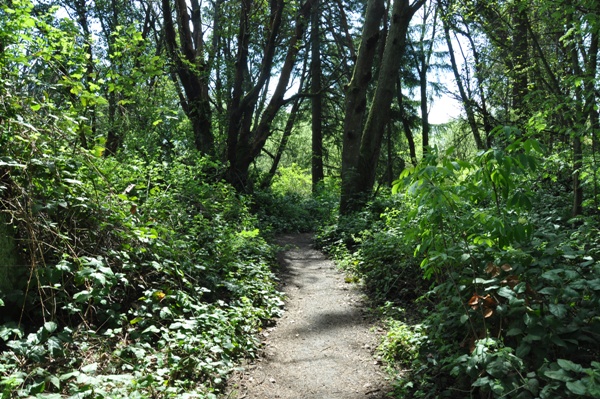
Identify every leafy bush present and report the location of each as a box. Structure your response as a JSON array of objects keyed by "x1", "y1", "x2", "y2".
[
  {"x1": 254, "y1": 165, "x2": 338, "y2": 234},
  {"x1": 0, "y1": 148, "x2": 284, "y2": 397},
  {"x1": 318, "y1": 134, "x2": 600, "y2": 398}
]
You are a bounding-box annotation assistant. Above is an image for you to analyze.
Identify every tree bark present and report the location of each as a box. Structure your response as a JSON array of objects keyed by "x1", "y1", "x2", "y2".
[
  {"x1": 340, "y1": 0, "x2": 386, "y2": 214},
  {"x1": 397, "y1": 77, "x2": 418, "y2": 165},
  {"x1": 442, "y1": 15, "x2": 484, "y2": 150},
  {"x1": 511, "y1": 0, "x2": 528, "y2": 120},
  {"x1": 341, "y1": 0, "x2": 424, "y2": 214},
  {"x1": 589, "y1": 29, "x2": 600, "y2": 212},
  {"x1": 311, "y1": 0, "x2": 324, "y2": 192},
  {"x1": 162, "y1": 0, "x2": 214, "y2": 156}
]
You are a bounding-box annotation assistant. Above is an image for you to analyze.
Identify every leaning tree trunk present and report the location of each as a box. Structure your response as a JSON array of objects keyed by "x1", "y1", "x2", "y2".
[
  {"x1": 442, "y1": 15, "x2": 485, "y2": 150},
  {"x1": 340, "y1": 0, "x2": 386, "y2": 214},
  {"x1": 341, "y1": 0, "x2": 424, "y2": 214}
]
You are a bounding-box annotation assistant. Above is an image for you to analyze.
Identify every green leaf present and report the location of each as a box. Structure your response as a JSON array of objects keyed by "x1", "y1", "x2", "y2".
[
  {"x1": 80, "y1": 363, "x2": 98, "y2": 374},
  {"x1": 43, "y1": 321, "x2": 57, "y2": 333},
  {"x1": 92, "y1": 145, "x2": 105, "y2": 157},
  {"x1": 566, "y1": 380, "x2": 587, "y2": 395},
  {"x1": 28, "y1": 380, "x2": 45, "y2": 395},
  {"x1": 47, "y1": 336, "x2": 63, "y2": 357},
  {"x1": 48, "y1": 375, "x2": 60, "y2": 390},
  {"x1": 516, "y1": 342, "x2": 531, "y2": 358},
  {"x1": 557, "y1": 359, "x2": 584, "y2": 373},
  {"x1": 22, "y1": 16, "x2": 36, "y2": 28},
  {"x1": 142, "y1": 325, "x2": 160, "y2": 335},
  {"x1": 497, "y1": 286, "x2": 515, "y2": 299},
  {"x1": 544, "y1": 369, "x2": 572, "y2": 382},
  {"x1": 506, "y1": 327, "x2": 523, "y2": 337},
  {"x1": 548, "y1": 304, "x2": 567, "y2": 318}
]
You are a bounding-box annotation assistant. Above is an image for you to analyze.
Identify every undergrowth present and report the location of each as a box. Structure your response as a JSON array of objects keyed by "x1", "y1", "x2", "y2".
[
  {"x1": 317, "y1": 133, "x2": 600, "y2": 399},
  {"x1": 254, "y1": 164, "x2": 338, "y2": 234},
  {"x1": 0, "y1": 128, "x2": 284, "y2": 398},
  {"x1": 0, "y1": 5, "x2": 288, "y2": 397}
]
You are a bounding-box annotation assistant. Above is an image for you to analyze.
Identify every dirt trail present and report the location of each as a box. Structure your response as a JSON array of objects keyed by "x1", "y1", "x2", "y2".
[{"x1": 225, "y1": 233, "x2": 392, "y2": 399}]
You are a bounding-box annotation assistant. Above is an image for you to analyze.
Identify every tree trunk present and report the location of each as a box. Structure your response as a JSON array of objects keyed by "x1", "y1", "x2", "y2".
[
  {"x1": 385, "y1": 121, "x2": 396, "y2": 186},
  {"x1": 341, "y1": 0, "x2": 424, "y2": 214},
  {"x1": 226, "y1": 0, "x2": 315, "y2": 191},
  {"x1": 511, "y1": 0, "x2": 528, "y2": 119},
  {"x1": 419, "y1": 66, "x2": 430, "y2": 154},
  {"x1": 565, "y1": 5, "x2": 584, "y2": 217},
  {"x1": 340, "y1": 0, "x2": 386, "y2": 214},
  {"x1": 311, "y1": 0, "x2": 324, "y2": 192},
  {"x1": 442, "y1": 17, "x2": 485, "y2": 150},
  {"x1": 162, "y1": 0, "x2": 214, "y2": 156},
  {"x1": 397, "y1": 77, "x2": 418, "y2": 165},
  {"x1": 585, "y1": 17, "x2": 599, "y2": 213}
]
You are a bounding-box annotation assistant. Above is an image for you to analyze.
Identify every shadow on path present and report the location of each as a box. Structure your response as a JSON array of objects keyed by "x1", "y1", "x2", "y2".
[{"x1": 224, "y1": 233, "x2": 392, "y2": 399}]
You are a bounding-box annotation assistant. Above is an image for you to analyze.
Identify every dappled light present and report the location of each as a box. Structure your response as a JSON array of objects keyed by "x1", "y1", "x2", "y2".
[{"x1": 1, "y1": 0, "x2": 599, "y2": 398}]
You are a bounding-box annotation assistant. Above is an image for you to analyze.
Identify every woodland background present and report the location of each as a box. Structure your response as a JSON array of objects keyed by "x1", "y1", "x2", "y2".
[{"x1": 1, "y1": 0, "x2": 599, "y2": 397}]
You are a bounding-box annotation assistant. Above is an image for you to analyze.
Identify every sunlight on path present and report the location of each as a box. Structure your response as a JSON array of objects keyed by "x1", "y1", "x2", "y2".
[{"x1": 225, "y1": 234, "x2": 391, "y2": 399}]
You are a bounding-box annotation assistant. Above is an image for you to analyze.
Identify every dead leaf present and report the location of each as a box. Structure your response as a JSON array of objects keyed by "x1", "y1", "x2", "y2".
[
  {"x1": 485, "y1": 262, "x2": 500, "y2": 276},
  {"x1": 501, "y1": 263, "x2": 513, "y2": 272}
]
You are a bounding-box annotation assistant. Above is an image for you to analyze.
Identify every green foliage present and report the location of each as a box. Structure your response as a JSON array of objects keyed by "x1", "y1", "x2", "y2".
[
  {"x1": 0, "y1": 144, "x2": 284, "y2": 397},
  {"x1": 318, "y1": 127, "x2": 600, "y2": 398},
  {"x1": 254, "y1": 165, "x2": 338, "y2": 234},
  {"x1": 0, "y1": 3, "x2": 283, "y2": 397}
]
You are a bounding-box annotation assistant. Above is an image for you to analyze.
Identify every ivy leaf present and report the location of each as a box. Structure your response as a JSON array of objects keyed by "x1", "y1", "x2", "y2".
[
  {"x1": 44, "y1": 321, "x2": 58, "y2": 334},
  {"x1": 28, "y1": 380, "x2": 45, "y2": 394},
  {"x1": 81, "y1": 363, "x2": 98, "y2": 374}
]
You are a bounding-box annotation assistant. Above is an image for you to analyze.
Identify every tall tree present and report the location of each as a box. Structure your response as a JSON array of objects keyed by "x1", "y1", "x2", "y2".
[
  {"x1": 340, "y1": 0, "x2": 386, "y2": 213},
  {"x1": 224, "y1": 0, "x2": 316, "y2": 190},
  {"x1": 162, "y1": 0, "x2": 214, "y2": 156},
  {"x1": 439, "y1": 1, "x2": 485, "y2": 150},
  {"x1": 311, "y1": 0, "x2": 324, "y2": 191},
  {"x1": 408, "y1": 1, "x2": 439, "y2": 155},
  {"x1": 341, "y1": 0, "x2": 425, "y2": 214}
]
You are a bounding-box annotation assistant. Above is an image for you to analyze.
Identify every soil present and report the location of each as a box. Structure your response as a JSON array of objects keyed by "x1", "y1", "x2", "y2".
[{"x1": 224, "y1": 233, "x2": 393, "y2": 399}]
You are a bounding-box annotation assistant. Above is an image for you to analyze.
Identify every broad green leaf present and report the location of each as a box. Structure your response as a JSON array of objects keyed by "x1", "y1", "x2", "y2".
[
  {"x1": 566, "y1": 380, "x2": 587, "y2": 395},
  {"x1": 548, "y1": 304, "x2": 567, "y2": 318},
  {"x1": 557, "y1": 359, "x2": 584, "y2": 373},
  {"x1": 81, "y1": 363, "x2": 98, "y2": 373},
  {"x1": 544, "y1": 369, "x2": 571, "y2": 382},
  {"x1": 28, "y1": 380, "x2": 45, "y2": 394}
]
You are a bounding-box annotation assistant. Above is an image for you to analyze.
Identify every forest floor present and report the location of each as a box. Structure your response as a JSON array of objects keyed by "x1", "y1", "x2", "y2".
[{"x1": 224, "y1": 233, "x2": 393, "y2": 399}]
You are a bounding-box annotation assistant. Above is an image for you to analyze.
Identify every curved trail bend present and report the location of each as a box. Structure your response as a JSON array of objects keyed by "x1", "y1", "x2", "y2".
[{"x1": 225, "y1": 233, "x2": 392, "y2": 399}]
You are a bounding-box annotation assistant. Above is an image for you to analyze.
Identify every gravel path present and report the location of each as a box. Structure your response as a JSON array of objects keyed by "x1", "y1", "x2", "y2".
[{"x1": 224, "y1": 233, "x2": 392, "y2": 399}]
